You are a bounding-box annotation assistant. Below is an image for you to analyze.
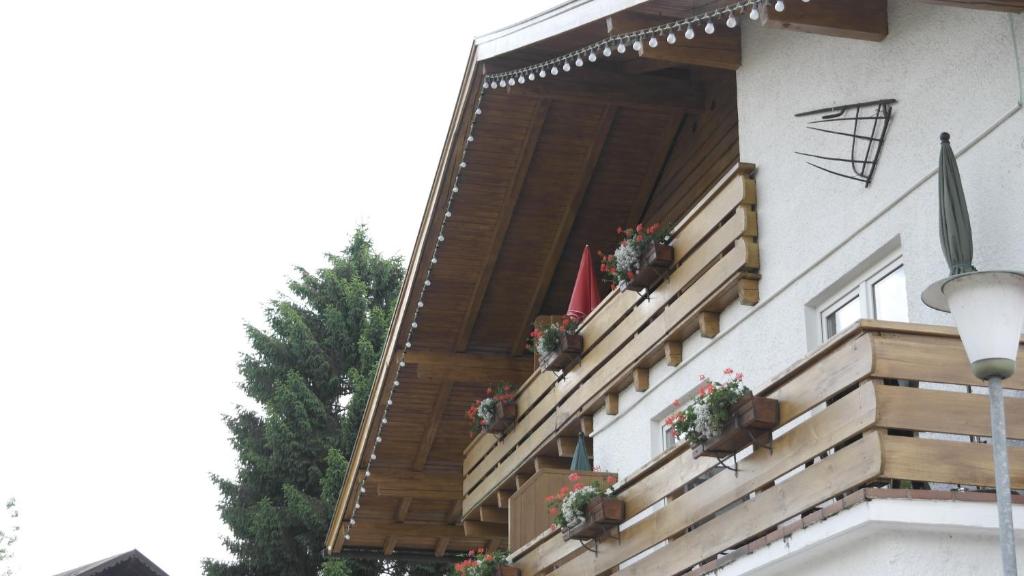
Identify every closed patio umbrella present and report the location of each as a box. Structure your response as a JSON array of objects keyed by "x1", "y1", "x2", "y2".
[
  {"x1": 937, "y1": 132, "x2": 977, "y2": 276},
  {"x1": 569, "y1": 432, "x2": 592, "y2": 472},
  {"x1": 567, "y1": 245, "x2": 602, "y2": 321}
]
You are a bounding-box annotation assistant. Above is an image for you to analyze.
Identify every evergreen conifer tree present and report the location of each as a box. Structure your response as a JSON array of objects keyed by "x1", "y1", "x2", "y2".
[{"x1": 205, "y1": 227, "x2": 447, "y2": 576}]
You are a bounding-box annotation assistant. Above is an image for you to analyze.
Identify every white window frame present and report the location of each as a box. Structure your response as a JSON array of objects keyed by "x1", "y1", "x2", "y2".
[{"x1": 817, "y1": 256, "x2": 905, "y2": 343}]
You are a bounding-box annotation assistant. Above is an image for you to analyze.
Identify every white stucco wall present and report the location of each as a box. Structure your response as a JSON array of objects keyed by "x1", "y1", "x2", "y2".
[
  {"x1": 593, "y1": 0, "x2": 1024, "y2": 476},
  {"x1": 718, "y1": 499, "x2": 1024, "y2": 576}
]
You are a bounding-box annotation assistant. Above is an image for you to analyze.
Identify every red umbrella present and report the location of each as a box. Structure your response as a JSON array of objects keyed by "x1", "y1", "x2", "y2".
[{"x1": 567, "y1": 245, "x2": 602, "y2": 321}]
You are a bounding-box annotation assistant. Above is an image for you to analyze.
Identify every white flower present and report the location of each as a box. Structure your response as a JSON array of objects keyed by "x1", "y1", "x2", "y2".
[
  {"x1": 477, "y1": 397, "x2": 497, "y2": 427},
  {"x1": 561, "y1": 485, "x2": 598, "y2": 525},
  {"x1": 613, "y1": 243, "x2": 641, "y2": 275}
]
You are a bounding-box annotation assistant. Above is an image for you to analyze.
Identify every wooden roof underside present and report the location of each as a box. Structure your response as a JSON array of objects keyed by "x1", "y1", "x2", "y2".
[{"x1": 329, "y1": 0, "x2": 744, "y2": 559}]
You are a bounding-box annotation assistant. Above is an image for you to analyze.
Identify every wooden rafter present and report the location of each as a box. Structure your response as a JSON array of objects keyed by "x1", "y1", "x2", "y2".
[
  {"x1": 456, "y1": 100, "x2": 552, "y2": 351},
  {"x1": 763, "y1": 0, "x2": 889, "y2": 41},
  {"x1": 607, "y1": 10, "x2": 741, "y2": 71},
  {"x1": 414, "y1": 382, "x2": 454, "y2": 469},
  {"x1": 406, "y1": 350, "x2": 534, "y2": 383},
  {"x1": 511, "y1": 106, "x2": 618, "y2": 354},
  {"x1": 628, "y1": 110, "x2": 685, "y2": 226}
]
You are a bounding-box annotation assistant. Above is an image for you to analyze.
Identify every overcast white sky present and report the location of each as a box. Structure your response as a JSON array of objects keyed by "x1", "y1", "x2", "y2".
[{"x1": 0, "y1": 2, "x2": 555, "y2": 574}]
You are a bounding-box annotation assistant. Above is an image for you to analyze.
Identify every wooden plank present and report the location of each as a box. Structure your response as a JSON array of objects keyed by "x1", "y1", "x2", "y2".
[
  {"x1": 882, "y1": 435, "x2": 1024, "y2": 489},
  {"x1": 664, "y1": 341, "x2": 683, "y2": 366},
  {"x1": 640, "y1": 28, "x2": 741, "y2": 71},
  {"x1": 633, "y1": 368, "x2": 650, "y2": 393},
  {"x1": 605, "y1": 392, "x2": 619, "y2": 415},
  {"x1": 534, "y1": 456, "x2": 570, "y2": 472},
  {"x1": 919, "y1": 0, "x2": 1024, "y2": 12},
  {"x1": 511, "y1": 105, "x2": 619, "y2": 353},
  {"x1": 464, "y1": 520, "x2": 509, "y2": 539},
  {"x1": 369, "y1": 470, "x2": 462, "y2": 489},
  {"x1": 377, "y1": 484, "x2": 462, "y2": 499},
  {"x1": 698, "y1": 311, "x2": 720, "y2": 338},
  {"x1": 497, "y1": 490, "x2": 514, "y2": 509},
  {"x1": 408, "y1": 350, "x2": 535, "y2": 382},
  {"x1": 870, "y1": 331, "x2": 1024, "y2": 390},
  {"x1": 763, "y1": 0, "x2": 888, "y2": 41},
  {"x1": 505, "y1": 68, "x2": 703, "y2": 112},
  {"x1": 534, "y1": 384, "x2": 879, "y2": 576},
  {"x1": 875, "y1": 382, "x2": 1024, "y2": 440},
  {"x1": 628, "y1": 110, "x2": 686, "y2": 226},
  {"x1": 354, "y1": 522, "x2": 467, "y2": 540},
  {"x1": 515, "y1": 474, "x2": 531, "y2": 491},
  {"x1": 580, "y1": 416, "x2": 594, "y2": 436},
  {"x1": 456, "y1": 100, "x2": 550, "y2": 351},
  {"x1": 383, "y1": 536, "x2": 398, "y2": 556},
  {"x1": 480, "y1": 505, "x2": 508, "y2": 524},
  {"x1": 610, "y1": 432, "x2": 883, "y2": 576},
  {"x1": 556, "y1": 436, "x2": 593, "y2": 457}
]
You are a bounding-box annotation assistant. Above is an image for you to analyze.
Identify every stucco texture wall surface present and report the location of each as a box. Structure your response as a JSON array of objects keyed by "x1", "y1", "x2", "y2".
[{"x1": 593, "y1": 0, "x2": 1024, "y2": 477}]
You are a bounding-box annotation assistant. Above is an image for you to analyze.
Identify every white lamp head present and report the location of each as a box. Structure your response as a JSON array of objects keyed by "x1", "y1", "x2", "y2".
[{"x1": 922, "y1": 271, "x2": 1024, "y2": 379}]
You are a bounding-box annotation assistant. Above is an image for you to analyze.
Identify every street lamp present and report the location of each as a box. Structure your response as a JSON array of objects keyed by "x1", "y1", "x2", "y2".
[{"x1": 922, "y1": 133, "x2": 1024, "y2": 576}]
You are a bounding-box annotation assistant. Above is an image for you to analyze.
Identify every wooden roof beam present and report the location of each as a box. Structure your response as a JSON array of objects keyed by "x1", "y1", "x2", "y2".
[
  {"x1": 504, "y1": 69, "x2": 703, "y2": 112},
  {"x1": 406, "y1": 350, "x2": 535, "y2": 383},
  {"x1": 352, "y1": 522, "x2": 467, "y2": 540},
  {"x1": 763, "y1": 0, "x2": 888, "y2": 42},
  {"x1": 919, "y1": 0, "x2": 1024, "y2": 11},
  {"x1": 511, "y1": 106, "x2": 619, "y2": 353},
  {"x1": 456, "y1": 100, "x2": 551, "y2": 352}
]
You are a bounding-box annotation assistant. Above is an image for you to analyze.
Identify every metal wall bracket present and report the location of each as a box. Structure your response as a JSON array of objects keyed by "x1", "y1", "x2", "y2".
[{"x1": 795, "y1": 98, "x2": 897, "y2": 187}]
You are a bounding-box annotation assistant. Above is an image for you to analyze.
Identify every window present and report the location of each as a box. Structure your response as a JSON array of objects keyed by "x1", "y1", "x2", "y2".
[
  {"x1": 819, "y1": 258, "x2": 908, "y2": 341},
  {"x1": 661, "y1": 423, "x2": 678, "y2": 452}
]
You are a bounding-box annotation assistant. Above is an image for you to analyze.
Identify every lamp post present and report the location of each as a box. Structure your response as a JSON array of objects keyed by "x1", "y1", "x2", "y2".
[{"x1": 922, "y1": 133, "x2": 1024, "y2": 576}]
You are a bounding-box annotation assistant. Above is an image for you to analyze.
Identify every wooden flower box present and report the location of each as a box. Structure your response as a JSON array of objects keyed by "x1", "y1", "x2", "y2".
[
  {"x1": 539, "y1": 333, "x2": 583, "y2": 372},
  {"x1": 692, "y1": 395, "x2": 780, "y2": 459},
  {"x1": 484, "y1": 402, "x2": 517, "y2": 436},
  {"x1": 497, "y1": 567, "x2": 521, "y2": 576},
  {"x1": 624, "y1": 243, "x2": 675, "y2": 292},
  {"x1": 561, "y1": 496, "x2": 625, "y2": 541}
]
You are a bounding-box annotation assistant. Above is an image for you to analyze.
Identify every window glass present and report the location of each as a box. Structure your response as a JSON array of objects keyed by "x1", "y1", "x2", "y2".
[
  {"x1": 825, "y1": 295, "x2": 862, "y2": 338},
  {"x1": 873, "y1": 266, "x2": 908, "y2": 322},
  {"x1": 662, "y1": 424, "x2": 678, "y2": 452}
]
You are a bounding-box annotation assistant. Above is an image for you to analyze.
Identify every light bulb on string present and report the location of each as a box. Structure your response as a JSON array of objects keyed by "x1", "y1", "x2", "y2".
[
  {"x1": 507, "y1": 77, "x2": 515, "y2": 86},
  {"x1": 445, "y1": 210, "x2": 452, "y2": 218},
  {"x1": 344, "y1": 533, "x2": 351, "y2": 541},
  {"x1": 632, "y1": 38, "x2": 642, "y2": 52},
  {"x1": 602, "y1": 45, "x2": 612, "y2": 57},
  {"x1": 750, "y1": 4, "x2": 761, "y2": 19},
  {"x1": 467, "y1": 135, "x2": 474, "y2": 143},
  {"x1": 648, "y1": 36, "x2": 658, "y2": 48},
  {"x1": 685, "y1": 24, "x2": 695, "y2": 40},
  {"x1": 387, "y1": 399, "x2": 392, "y2": 406},
  {"x1": 575, "y1": 56, "x2": 584, "y2": 67},
  {"x1": 616, "y1": 41, "x2": 626, "y2": 54},
  {"x1": 774, "y1": 0, "x2": 785, "y2": 11},
  {"x1": 528, "y1": 71, "x2": 535, "y2": 81},
  {"x1": 562, "y1": 61, "x2": 571, "y2": 72},
  {"x1": 518, "y1": 74, "x2": 526, "y2": 84},
  {"x1": 588, "y1": 51, "x2": 597, "y2": 62},
  {"x1": 499, "y1": 79, "x2": 506, "y2": 88},
  {"x1": 666, "y1": 30, "x2": 677, "y2": 44},
  {"x1": 404, "y1": 341, "x2": 411, "y2": 349},
  {"x1": 369, "y1": 454, "x2": 376, "y2": 461},
  {"x1": 551, "y1": 65, "x2": 559, "y2": 75},
  {"x1": 393, "y1": 379, "x2": 400, "y2": 387},
  {"x1": 726, "y1": 11, "x2": 737, "y2": 28},
  {"x1": 705, "y1": 19, "x2": 715, "y2": 34},
  {"x1": 424, "y1": 279, "x2": 431, "y2": 286}
]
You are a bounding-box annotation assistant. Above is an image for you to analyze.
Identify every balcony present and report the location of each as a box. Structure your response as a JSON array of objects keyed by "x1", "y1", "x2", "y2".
[
  {"x1": 461, "y1": 163, "x2": 761, "y2": 537},
  {"x1": 506, "y1": 320, "x2": 1024, "y2": 575}
]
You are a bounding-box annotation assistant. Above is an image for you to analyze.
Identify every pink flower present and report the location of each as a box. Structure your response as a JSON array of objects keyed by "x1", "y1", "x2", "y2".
[
  {"x1": 568, "y1": 472, "x2": 580, "y2": 482},
  {"x1": 672, "y1": 399, "x2": 682, "y2": 408},
  {"x1": 724, "y1": 368, "x2": 733, "y2": 375}
]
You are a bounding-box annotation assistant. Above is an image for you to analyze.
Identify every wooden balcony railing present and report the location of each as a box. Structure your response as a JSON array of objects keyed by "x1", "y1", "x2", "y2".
[
  {"x1": 509, "y1": 321, "x2": 1024, "y2": 576},
  {"x1": 462, "y1": 163, "x2": 761, "y2": 521}
]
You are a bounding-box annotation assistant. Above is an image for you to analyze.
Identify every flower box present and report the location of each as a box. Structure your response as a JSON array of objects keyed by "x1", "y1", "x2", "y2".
[
  {"x1": 484, "y1": 402, "x2": 517, "y2": 435},
  {"x1": 692, "y1": 395, "x2": 780, "y2": 459},
  {"x1": 497, "y1": 568, "x2": 520, "y2": 576},
  {"x1": 539, "y1": 333, "x2": 583, "y2": 372},
  {"x1": 561, "y1": 496, "x2": 625, "y2": 541},
  {"x1": 623, "y1": 243, "x2": 675, "y2": 292}
]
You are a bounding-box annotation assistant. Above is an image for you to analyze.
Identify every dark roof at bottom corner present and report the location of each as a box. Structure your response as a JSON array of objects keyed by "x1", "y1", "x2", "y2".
[{"x1": 53, "y1": 549, "x2": 170, "y2": 576}]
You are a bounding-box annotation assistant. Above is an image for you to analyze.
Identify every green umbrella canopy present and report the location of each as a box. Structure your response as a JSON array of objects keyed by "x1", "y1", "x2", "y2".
[
  {"x1": 938, "y1": 132, "x2": 978, "y2": 276},
  {"x1": 569, "y1": 432, "x2": 592, "y2": 472}
]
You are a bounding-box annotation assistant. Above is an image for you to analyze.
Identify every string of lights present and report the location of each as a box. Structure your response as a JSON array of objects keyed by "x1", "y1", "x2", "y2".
[
  {"x1": 341, "y1": 84, "x2": 487, "y2": 542},
  {"x1": 482, "y1": 0, "x2": 807, "y2": 89},
  {"x1": 342, "y1": 0, "x2": 811, "y2": 543}
]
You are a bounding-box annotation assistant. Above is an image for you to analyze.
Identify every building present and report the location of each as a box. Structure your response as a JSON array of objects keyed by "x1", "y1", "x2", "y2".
[
  {"x1": 326, "y1": 0, "x2": 1024, "y2": 573},
  {"x1": 53, "y1": 550, "x2": 170, "y2": 576}
]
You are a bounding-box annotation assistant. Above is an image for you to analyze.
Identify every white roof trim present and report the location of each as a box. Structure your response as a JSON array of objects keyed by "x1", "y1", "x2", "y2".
[{"x1": 474, "y1": 0, "x2": 649, "y2": 61}]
